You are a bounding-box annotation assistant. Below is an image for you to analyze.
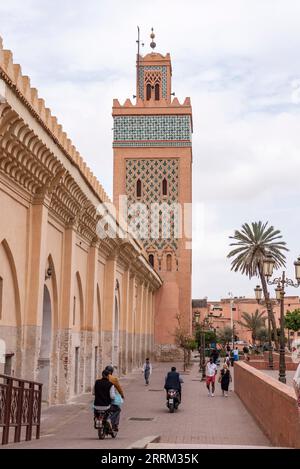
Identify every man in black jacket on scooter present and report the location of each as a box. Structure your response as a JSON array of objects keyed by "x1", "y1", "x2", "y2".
[
  {"x1": 164, "y1": 366, "x2": 183, "y2": 402},
  {"x1": 93, "y1": 369, "x2": 116, "y2": 430}
]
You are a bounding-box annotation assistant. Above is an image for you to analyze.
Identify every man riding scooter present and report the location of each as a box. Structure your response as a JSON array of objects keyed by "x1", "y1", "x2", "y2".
[
  {"x1": 164, "y1": 366, "x2": 184, "y2": 410},
  {"x1": 93, "y1": 369, "x2": 116, "y2": 430}
]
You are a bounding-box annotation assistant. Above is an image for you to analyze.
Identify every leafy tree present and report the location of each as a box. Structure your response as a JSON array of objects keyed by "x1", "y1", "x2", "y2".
[
  {"x1": 228, "y1": 221, "x2": 288, "y2": 349},
  {"x1": 256, "y1": 327, "x2": 268, "y2": 344},
  {"x1": 195, "y1": 326, "x2": 217, "y2": 348},
  {"x1": 174, "y1": 313, "x2": 194, "y2": 370},
  {"x1": 285, "y1": 309, "x2": 300, "y2": 332},
  {"x1": 217, "y1": 326, "x2": 233, "y2": 346},
  {"x1": 238, "y1": 310, "x2": 267, "y2": 343}
]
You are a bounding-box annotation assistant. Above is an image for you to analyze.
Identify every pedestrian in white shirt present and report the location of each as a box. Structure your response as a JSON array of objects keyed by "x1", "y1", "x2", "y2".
[{"x1": 206, "y1": 357, "x2": 218, "y2": 397}]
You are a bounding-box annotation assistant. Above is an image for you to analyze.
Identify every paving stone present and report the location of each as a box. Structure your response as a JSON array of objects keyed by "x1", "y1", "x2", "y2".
[{"x1": 3, "y1": 363, "x2": 272, "y2": 449}]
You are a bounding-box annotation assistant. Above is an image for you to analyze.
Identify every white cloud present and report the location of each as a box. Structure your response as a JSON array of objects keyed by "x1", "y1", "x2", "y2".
[{"x1": 1, "y1": 0, "x2": 300, "y2": 298}]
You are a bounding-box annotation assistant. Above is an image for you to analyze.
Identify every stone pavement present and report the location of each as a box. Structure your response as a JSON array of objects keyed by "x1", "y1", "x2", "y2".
[
  {"x1": 261, "y1": 370, "x2": 295, "y2": 388},
  {"x1": 3, "y1": 363, "x2": 272, "y2": 449}
]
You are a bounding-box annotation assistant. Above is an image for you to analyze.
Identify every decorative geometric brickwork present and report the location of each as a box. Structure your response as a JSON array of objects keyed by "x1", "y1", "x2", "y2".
[
  {"x1": 114, "y1": 141, "x2": 191, "y2": 148},
  {"x1": 113, "y1": 115, "x2": 192, "y2": 147},
  {"x1": 126, "y1": 159, "x2": 179, "y2": 251},
  {"x1": 138, "y1": 65, "x2": 167, "y2": 99}
]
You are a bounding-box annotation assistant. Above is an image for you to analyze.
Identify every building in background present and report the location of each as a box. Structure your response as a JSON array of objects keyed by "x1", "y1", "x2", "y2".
[{"x1": 192, "y1": 296, "x2": 300, "y2": 344}]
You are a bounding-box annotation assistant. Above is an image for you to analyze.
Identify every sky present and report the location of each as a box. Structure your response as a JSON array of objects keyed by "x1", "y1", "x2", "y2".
[{"x1": 1, "y1": 0, "x2": 300, "y2": 299}]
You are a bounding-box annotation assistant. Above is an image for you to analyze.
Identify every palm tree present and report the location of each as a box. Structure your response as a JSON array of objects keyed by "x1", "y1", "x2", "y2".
[
  {"x1": 238, "y1": 310, "x2": 267, "y2": 343},
  {"x1": 228, "y1": 221, "x2": 288, "y2": 350}
]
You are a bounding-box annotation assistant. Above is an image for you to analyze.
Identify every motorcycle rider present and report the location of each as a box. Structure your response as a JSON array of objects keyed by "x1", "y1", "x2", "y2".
[
  {"x1": 93, "y1": 369, "x2": 116, "y2": 429},
  {"x1": 105, "y1": 365, "x2": 124, "y2": 431},
  {"x1": 164, "y1": 366, "x2": 184, "y2": 402}
]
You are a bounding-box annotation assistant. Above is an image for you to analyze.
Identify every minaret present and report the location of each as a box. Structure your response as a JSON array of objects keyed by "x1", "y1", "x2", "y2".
[{"x1": 113, "y1": 29, "x2": 193, "y2": 360}]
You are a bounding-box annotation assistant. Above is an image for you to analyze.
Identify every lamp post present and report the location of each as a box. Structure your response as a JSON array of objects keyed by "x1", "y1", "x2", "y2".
[
  {"x1": 262, "y1": 253, "x2": 300, "y2": 384},
  {"x1": 197, "y1": 316, "x2": 211, "y2": 381},
  {"x1": 228, "y1": 292, "x2": 234, "y2": 351},
  {"x1": 200, "y1": 327, "x2": 206, "y2": 380},
  {"x1": 194, "y1": 311, "x2": 201, "y2": 374},
  {"x1": 254, "y1": 285, "x2": 273, "y2": 369}
]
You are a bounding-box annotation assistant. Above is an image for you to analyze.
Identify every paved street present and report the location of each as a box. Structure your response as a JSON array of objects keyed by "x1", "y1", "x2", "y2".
[
  {"x1": 261, "y1": 370, "x2": 295, "y2": 388},
  {"x1": 3, "y1": 363, "x2": 272, "y2": 449}
]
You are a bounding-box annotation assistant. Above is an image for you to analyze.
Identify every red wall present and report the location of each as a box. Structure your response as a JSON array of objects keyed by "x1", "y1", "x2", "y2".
[{"x1": 234, "y1": 362, "x2": 300, "y2": 448}]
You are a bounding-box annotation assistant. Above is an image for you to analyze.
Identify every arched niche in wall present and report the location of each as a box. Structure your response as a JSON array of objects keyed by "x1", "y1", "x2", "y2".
[
  {"x1": 74, "y1": 271, "x2": 84, "y2": 329},
  {"x1": 0, "y1": 239, "x2": 21, "y2": 327}
]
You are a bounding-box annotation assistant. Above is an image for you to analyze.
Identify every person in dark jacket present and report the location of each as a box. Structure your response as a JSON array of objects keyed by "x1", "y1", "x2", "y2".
[
  {"x1": 210, "y1": 348, "x2": 219, "y2": 364},
  {"x1": 218, "y1": 363, "x2": 232, "y2": 397},
  {"x1": 164, "y1": 366, "x2": 184, "y2": 401},
  {"x1": 93, "y1": 369, "x2": 117, "y2": 430}
]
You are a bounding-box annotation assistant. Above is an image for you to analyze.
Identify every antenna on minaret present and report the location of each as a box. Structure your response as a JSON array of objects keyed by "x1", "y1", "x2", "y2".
[
  {"x1": 150, "y1": 27, "x2": 156, "y2": 50},
  {"x1": 136, "y1": 26, "x2": 144, "y2": 100}
]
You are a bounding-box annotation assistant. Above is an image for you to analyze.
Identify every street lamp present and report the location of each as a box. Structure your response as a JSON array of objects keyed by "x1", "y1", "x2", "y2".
[
  {"x1": 254, "y1": 284, "x2": 273, "y2": 369},
  {"x1": 262, "y1": 253, "x2": 300, "y2": 384},
  {"x1": 228, "y1": 292, "x2": 235, "y2": 351},
  {"x1": 198, "y1": 316, "x2": 211, "y2": 381}
]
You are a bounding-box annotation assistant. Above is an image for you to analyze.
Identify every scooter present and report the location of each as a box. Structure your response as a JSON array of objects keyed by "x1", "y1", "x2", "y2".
[
  {"x1": 166, "y1": 389, "x2": 180, "y2": 413},
  {"x1": 94, "y1": 409, "x2": 118, "y2": 439}
]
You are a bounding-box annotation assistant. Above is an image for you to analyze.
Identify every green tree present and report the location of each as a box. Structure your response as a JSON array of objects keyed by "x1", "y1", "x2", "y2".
[
  {"x1": 238, "y1": 310, "x2": 267, "y2": 343},
  {"x1": 285, "y1": 309, "x2": 300, "y2": 350},
  {"x1": 195, "y1": 326, "x2": 217, "y2": 348},
  {"x1": 227, "y1": 221, "x2": 288, "y2": 349},
  {"x1": 256, "y1": 327, "x2": 268, "y2": 345},
  {"x1": 285, "y1": 309, "x2": 300, "y2": 332},
  {"x1": 217, "y1": 326, "x2": 233, "y2": 346},
  {"x1": 174, "y1": 313, "x2": 194, "y2": 370}
]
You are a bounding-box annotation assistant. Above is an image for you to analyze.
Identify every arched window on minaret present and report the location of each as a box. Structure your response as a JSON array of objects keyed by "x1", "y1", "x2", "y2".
[
  {"x1": 155, "y1": 83, "x2": 160, "y2": 101},
  {"x1": 149, "y1": 254, "x2": 154, "y2": 267},
  {"x1": 136, "y1": 179, "x2": 142, "y2": 198},
  {"x1": 166, "y1": 254, "x2": 172, "y2": 272},
  {"x1": 162, "y1": 178, "x2": 168, "y2": 196},
  {"x1": 146, "y1": 84, "x2": 152, "y2": 101}
]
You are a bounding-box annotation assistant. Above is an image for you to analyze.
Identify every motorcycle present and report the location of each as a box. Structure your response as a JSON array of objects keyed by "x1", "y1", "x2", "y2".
[
  {"x1": 166, "y1": 389, "x2": 180, "y2": 413},
  {"x1": 94, "y1": 409, "x2": 118, "y2": 439}
]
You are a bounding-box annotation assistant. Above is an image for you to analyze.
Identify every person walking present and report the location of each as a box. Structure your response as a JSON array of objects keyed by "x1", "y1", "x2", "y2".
[
  {"x1": 210, "y1": 348, "x2": 219, "y2": 364},
  {"x1": 224, "y1": 353, "x2": 231, "y2": 367},
  {"x1": 219, "y1": 363, "x2": 232, "y2": 397},
  {"x1": 142, "y1": 358, "x2": 152, "y2": 386},
  {"x1": 243, "y1": 345, "x2": 249, "y2": 361},
  {"x1": 206, "y1": 357, "x2": 217, "y2": 397},
  {"x1": 233, "y1": 347, "x2": 239, "y2": 362}
]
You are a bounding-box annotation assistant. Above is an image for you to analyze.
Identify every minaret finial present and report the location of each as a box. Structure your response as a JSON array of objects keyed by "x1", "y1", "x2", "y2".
[{"x1": 150, "y1": 27, "x2": 156, "y2": 50}]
